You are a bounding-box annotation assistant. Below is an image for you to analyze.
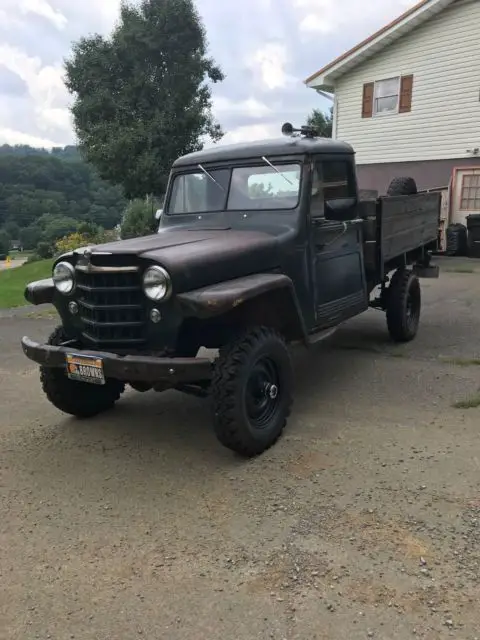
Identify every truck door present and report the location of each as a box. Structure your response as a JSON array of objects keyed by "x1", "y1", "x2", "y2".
[{"x1": 309, "y1": 157, "x2": 369, "y2": 329}]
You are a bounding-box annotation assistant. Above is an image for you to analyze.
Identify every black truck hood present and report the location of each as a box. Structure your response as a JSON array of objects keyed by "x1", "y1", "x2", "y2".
[{"x1": 87, "y1": 228, "x2": 280, "y2": 292}]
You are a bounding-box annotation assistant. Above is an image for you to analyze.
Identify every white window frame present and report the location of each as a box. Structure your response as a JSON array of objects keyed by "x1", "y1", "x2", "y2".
[{"x1": 373, "y1": 76, "x2": 401, "y2": 117}]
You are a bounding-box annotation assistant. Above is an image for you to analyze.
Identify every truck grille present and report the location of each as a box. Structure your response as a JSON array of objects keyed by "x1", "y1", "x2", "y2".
[{"x1": 75, "y1": 265, "x2": 146, "y2": 346}]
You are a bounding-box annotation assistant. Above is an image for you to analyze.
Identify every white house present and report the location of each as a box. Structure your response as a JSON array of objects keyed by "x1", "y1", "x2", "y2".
[{"x1": 305, "y1": 0, "x2": 480, "y2": 228}]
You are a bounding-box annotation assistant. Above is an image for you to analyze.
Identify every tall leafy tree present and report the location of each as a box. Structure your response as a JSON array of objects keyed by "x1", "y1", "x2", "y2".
[
  {"x1": 65, "y1": 0, "x2": 224, "y2": 199},
  {"x1": 0, "y1": 230, "x2": 10, "y2": 256},
  {"x1": 307, "y1": 107, "x2": 333, "y2": 138}
]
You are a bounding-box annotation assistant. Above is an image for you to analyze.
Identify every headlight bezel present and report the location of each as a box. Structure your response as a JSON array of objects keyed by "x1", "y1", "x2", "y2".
[
  {"x1": 142, "y1": 265, "x2": 172, "y2": 302},
  {"x1": 53, "y1": 261, "x2": 76, "y2": 295}
]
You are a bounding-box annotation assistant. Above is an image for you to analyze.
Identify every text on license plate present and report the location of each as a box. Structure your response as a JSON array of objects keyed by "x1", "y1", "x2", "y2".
[{"x1": 66, "y1": 354, "x2": 105, "y2": 385}]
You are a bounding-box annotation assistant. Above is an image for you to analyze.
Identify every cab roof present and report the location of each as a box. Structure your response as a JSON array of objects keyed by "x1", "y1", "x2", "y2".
[{"x1": 173, "y1": 136, "x2": 354, "y2": 168}]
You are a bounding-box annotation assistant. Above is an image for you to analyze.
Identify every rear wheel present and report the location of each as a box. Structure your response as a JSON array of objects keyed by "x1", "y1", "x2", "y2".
[
  {"x1": 211, "y1": 327, "x2": 293, "y2": 457},
  {"x1": 386, "y1": 270, "x2": 421, "y2": 343},
  {"x1": 40, "y1": 326, "x2": 125, "y2": 418}
]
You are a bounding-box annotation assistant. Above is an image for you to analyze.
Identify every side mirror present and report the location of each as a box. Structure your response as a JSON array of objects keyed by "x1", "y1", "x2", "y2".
[
  {"x1": 155, "y1": 208, "x2": 163, "y2": 221},
  {"x1": 324, "y1": 198, "x2": 357, "y2": 221}
]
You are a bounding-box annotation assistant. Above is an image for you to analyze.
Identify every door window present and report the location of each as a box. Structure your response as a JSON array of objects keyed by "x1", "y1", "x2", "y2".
[{"x1": 311, "y1": 159, "x2": 355, "y2": 217}]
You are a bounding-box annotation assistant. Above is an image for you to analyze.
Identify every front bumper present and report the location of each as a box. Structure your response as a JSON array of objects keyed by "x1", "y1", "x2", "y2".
[{"x1": 21, "y1": 336, "x2": 213, "y2": 384}]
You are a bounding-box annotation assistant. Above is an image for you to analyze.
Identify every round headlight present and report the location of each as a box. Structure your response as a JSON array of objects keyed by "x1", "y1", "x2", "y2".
[
  {"x1": 143, "y1": 266, "x2": 172, "y2": 301},
  {"x1": 53, "y1": 261, "x2": 75, "y2": 295}
]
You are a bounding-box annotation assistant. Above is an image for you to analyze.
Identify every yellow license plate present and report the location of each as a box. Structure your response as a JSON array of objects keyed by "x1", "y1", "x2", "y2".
[{"x1": 66, "y1": 354, "x2": 105, "y2": 385}]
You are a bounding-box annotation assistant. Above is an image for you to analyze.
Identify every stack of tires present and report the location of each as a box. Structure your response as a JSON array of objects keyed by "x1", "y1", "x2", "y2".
[
  {"x1": 467, "y1": 214, "x2": 480, "y2": 258},
  {"x1": 446, "y1": 223, "x2": 468, "y2": 256}
]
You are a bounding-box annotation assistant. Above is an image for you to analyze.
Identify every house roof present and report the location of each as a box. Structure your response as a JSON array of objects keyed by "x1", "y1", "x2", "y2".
[{"x1": 305, "y1": 0, "x2": 457, "y2": 91}]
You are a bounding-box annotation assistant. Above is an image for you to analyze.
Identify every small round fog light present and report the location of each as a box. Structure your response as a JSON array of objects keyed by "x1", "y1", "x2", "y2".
[
  {"x1": 150, "y1": 308, "x2": 162, "y2": 323},
  {"x1": 68, "y1": 301, "x2": 79, "y2": 315}
]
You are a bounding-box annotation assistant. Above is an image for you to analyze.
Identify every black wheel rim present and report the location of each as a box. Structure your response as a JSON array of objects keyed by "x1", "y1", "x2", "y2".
[
  {"x1": 405, "y1": 284, "x2": 420, "y2": 331},
  {"x1": 245, "y1": 356, "x2": 281, "y2": 430}
]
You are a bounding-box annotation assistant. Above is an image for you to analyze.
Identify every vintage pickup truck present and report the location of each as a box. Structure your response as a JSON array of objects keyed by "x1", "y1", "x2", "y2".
[{"x1": 21, "y1": 123, "x2": 440, "y2": 457}]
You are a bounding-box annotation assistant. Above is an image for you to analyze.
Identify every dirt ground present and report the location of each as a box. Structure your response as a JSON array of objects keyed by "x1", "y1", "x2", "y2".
[{"x1": 1, "y1": 258, "x2": 480, "y2": 640}]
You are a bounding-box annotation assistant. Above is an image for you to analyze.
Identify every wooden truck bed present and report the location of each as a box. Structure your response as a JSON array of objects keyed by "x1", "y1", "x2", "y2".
[{"x1": 362, "y1": 192, "x2": 441, "y2": 279}]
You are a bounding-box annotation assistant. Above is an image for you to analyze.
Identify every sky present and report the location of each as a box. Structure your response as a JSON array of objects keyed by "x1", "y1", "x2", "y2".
[{"x1": 0, "y1": 0, "x2": 418, "y2": 149}]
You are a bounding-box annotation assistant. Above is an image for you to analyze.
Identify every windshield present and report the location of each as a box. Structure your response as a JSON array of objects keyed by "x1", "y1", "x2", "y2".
[{"x1": 167, "y1": 163, "x2": 301, "y2": 214}]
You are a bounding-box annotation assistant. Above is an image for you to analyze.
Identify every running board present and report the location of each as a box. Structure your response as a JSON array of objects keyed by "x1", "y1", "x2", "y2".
[{"x1": 307, "y1": 326, "x2": 338, "y2": 346}]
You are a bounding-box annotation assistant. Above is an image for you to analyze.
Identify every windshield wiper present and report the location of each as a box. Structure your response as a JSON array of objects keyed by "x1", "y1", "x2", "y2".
[
  {"x1": 197, "y1": 164, "x2": 225, "y2": 191},
  {"x1": 261, "y1": 156, "x2": 295, "y2": 187}
]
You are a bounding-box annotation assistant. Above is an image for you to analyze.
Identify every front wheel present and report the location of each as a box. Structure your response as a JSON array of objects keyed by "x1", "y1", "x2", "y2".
[
  {"x1": 386, "y1": 270, "x2": 421, "y2": 343},
  {"x1": 211, "y1": 327, "x2": 293, "y2": 457},
  {"x1": 40, "y1": 326, "x2": 125, "y2": 418}
]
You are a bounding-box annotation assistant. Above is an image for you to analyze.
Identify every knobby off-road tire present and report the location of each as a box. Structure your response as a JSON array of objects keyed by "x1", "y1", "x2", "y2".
[
  {"x1": 40, "y1": 326, "x2": 125, "y2": 418},
  {"x1": 386, "y1": 176, "x2": 418, "y2": 197},
  {"x1": 211, "y1": 327, "x2": 293, "y2": 457},
  {"x1": 386, "y1": 270, "x2": 421, "y2": 343}
]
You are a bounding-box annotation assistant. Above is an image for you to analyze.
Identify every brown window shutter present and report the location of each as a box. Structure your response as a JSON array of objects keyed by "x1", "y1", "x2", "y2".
[
  {"x1": 399, "y1": 75, "x2": 414, "y2": 113},
  {"x1": 362, "y1": 82, "x2": 374, "y2": 118}
]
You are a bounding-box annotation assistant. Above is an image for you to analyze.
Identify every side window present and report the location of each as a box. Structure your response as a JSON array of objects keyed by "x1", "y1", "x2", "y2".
[
  {"x1": 310, "y1": 159, "x2": 355, "y2": 218},
  {"x1": 322, "y1": 161, "x2": 353, "y2": 200}
]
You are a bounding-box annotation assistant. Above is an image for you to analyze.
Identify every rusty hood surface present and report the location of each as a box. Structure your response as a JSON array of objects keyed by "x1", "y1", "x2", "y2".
[{"x1": 84, "y1": 227, "x2": 281, "y2": 292}]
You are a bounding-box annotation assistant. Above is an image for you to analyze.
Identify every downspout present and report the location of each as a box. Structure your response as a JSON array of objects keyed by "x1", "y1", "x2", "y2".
[
  {"x1": 315, "y1": 89, "x2": 336, "y2": 139},
  {"x1": 333, "y1": 94, "x2": 338, "y2": 140}
]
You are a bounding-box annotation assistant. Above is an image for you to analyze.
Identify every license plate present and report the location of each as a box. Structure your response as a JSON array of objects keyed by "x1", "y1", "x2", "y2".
[{"x1": 66, "y1": 354, "x2": 105, "y2": 385}]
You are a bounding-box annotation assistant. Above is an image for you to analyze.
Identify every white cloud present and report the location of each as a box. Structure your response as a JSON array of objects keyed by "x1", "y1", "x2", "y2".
[
  {"x1": 294, "y1": 0, "x2": 419, "y2": 36},
  {"x1": 213, "y1": 96, "x2": 272, "y2": 118},
  {"x1": 20, "y1": 0, "x2": 67, "y2": 30},
  {"x1": 218, "y1": 123, "x2": 278, "y2": 145},
  {"x1": 0, "y1": 44, "x2": 71, "y2": 142},
  {"x1": 247, "y1": 43, "x2": 290, "y2": 90},
  {"x1": 1, "y1": 0, "x2": 67, "y2": 30},
  {"x1": 0, "y1": 127, "x2": 60, "y2": 148}
]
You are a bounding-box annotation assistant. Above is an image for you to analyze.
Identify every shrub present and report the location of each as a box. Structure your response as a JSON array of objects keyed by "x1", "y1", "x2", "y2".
[
  {"x1": 120, "y1": 198, "x2": 158, "y2": 239},
  {"x1": 36, "y1": 242, "x2": 54, "y2": 259},
  {"x1": 26, "y1": 253, "x2": 43, "y2": 264}
]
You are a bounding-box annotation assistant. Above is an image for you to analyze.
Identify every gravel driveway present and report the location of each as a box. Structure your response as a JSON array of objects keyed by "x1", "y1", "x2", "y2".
[{"x1": 1, "y1": 258, "x2": 480, "y2": 640}]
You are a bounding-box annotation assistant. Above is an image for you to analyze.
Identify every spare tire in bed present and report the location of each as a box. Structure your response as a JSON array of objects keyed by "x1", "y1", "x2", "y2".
[{"x1": 386, "y1": 177, "x2": 418, "y2": 196}]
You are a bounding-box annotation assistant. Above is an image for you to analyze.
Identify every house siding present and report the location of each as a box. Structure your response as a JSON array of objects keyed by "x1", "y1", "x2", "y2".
[
  {"x1": 356, "y1": 156, "x2": 480, "y2": 194},
  {"x1": 335, "y1": 0, "x2": 480, "y2": 165}
]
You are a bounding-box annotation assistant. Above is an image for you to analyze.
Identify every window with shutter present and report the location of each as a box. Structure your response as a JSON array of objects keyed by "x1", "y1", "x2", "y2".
[
  {"x1": 362, "y1": 75, "x2": 414, "y2": 116},
  {"x1": 362, "y1": 83, "x2": 374, "y2": 118},
  {"x1": 399, "y1": 75, "x2": 414, "y2": 113}
]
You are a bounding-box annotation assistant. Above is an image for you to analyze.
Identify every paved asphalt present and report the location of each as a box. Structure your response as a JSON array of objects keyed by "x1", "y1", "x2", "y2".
[{"x1": 1, "y1": 257, "x2": 480, "y2": 640}]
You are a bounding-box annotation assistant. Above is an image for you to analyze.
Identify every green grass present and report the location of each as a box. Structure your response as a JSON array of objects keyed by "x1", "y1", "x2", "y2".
[
  {"x1": 8, "y1": 249, "x2": 34, "y2": 259},
  {"x1": 439, "y1": 356, "x2": 480, "y2": 367},
  {"x1": 0, "y1": 259, "x2": 54, "y2": 309},
  {"x1": 453, "y1": 392, "x2": 480, "y2": 410}
]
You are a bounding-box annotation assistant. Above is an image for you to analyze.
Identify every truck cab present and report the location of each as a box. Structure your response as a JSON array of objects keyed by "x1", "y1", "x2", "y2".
[{"x1": 21, "y1": 125, "x2": 440, "y2": 457}]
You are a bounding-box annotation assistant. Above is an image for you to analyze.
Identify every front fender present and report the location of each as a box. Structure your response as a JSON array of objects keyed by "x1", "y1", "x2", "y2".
[
  {"x1": 176, "y1": 273, "x2": 308, "y2": 342},
  {"x1": 176, "y1": 273, "x2": 292, "y2": 316},
  {"x1": 24, "y1": 278, "x2": 55, "y2": 305}
]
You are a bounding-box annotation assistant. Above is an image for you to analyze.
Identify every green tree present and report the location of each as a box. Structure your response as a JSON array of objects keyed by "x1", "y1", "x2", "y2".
[
  {"x1": 38, "y1": 215, "x2": 79, "y2": 243},
  {"x1": 20, "y1": 225, "x2": 42, "y2": 250},
  {"x1": 249, "y1": 182, "x2": 273, "y2": 198},
  {"x1": 3, "y1": 221, "x2": 20, "y2": 240},
  {"x1": 0, "y1": 147, "x2": 126, "y2": 231},
  {"x1": 0, "y1": 229, "x2": 10, "y2": 256},
  {"x1": 65, "y1": 0, "x2": 224, "y2": 200},
  {"x1": 120, "y1": 198, "x2": 157, "y2": 239},
  {"x1": 307, "y1": 107, "x2": 333, "y2": 138}
]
